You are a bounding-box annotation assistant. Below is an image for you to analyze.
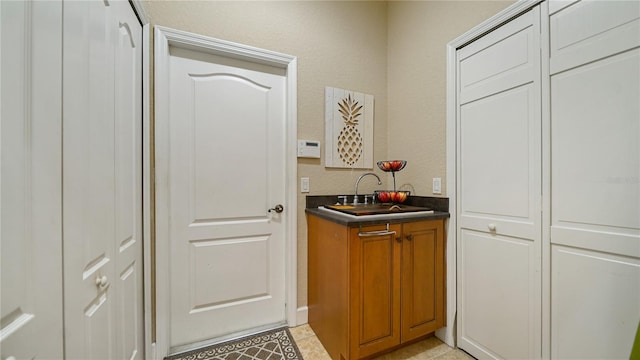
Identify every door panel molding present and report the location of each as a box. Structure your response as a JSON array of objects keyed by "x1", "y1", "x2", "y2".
[
  {"x1": 0, "y1": 1, "x2": 63, "y2": 358},
  {"x1": 63, "y1": 0, "x2": 143, "y2": 358},
  {"x1": 154, "y1": 26, "x2": 298, "y2": 359}
]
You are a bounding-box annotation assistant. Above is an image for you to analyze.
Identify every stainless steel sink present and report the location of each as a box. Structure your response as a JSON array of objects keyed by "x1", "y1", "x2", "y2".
[{"x1": 318, "y1": 203, "x2": 434, "y2": 219}]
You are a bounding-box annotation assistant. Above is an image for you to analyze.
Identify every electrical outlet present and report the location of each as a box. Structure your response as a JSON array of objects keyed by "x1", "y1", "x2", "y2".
[
  {"x1": 301, "y1": 177, "x2": 310, "y2": 193},
  {"x1": 432, "y1": 177, "x2": 442, "y2": 194}
]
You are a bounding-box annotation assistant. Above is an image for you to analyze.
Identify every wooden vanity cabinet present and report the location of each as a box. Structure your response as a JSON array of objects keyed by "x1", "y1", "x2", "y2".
[{"x1": 308, "y1": 214, "x2": 446, "y2": 360}]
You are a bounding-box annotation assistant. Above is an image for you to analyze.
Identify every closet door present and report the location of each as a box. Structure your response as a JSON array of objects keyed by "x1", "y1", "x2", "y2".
[
  {"x1": 456, "y1": 7, "x2": 542, "y2": 360},
  {"x1": 549, "y1": 1, "x2": 640, "y2": 358},
  {"x1": 0, "y1": 2, "x2": 63, "y2": 358},
  {"x1": 63, "y1": 0, "x2": 144, "y2": 358}
]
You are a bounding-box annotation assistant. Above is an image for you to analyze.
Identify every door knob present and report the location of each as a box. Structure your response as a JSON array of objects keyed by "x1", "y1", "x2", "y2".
[
  {"x1": 268, "y1": 204, "x2": 284, "y2": 213},
  {"x1": 95, "y1": 275, "x2": 108, "y2": 288}
]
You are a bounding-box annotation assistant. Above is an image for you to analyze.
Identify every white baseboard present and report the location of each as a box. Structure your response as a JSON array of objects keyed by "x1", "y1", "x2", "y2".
[
  {"x1": 436, "y1": 326, "x2": 455, "y2": 348},
  {"x1": 295, "y1": 306, "x2": 308, "y2": 325}
]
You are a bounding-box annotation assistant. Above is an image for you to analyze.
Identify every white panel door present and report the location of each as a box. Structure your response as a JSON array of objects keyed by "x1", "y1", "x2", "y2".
[
  {"x1": 552, "y1": 245, "x2": 640, "y2": 359},
  {"x1": 550, "y1": 2, "x2": 640, "y2": 357},
  {"x1": 456, "y1": 7, "x2": 542, "y2": 360},
  {"x1": 1, "y1": 1, "x2": 63, "y2": 358},
  {"x1": 162, "y1": 47, "x2": 287, "y2": 349},
  {"x1": 63, "y1": 0, "x2": 144, "y2": 358}
]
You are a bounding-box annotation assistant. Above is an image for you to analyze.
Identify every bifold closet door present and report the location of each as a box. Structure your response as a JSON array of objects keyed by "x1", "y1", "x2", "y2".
[
  {"x1": 0, "y1": 2, "x2": 63, "y2": 358},
  {"x1": 549, "y1": 1, "x2": 640, "y2": 358},
  {"x1": 63, "y1": 0, "x2": 144, "y2": 358},
  {"x1": 456, "y1": 6, "x2": 542, "y2": 360}
]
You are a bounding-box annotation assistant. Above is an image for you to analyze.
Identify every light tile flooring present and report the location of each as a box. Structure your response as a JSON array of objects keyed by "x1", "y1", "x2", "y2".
[{"x1": 288, "y1": 324, "x2": 475, "y2": 360}]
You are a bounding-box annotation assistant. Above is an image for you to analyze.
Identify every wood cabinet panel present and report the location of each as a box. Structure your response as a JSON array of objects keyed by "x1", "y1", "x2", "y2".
[
  {"x1": 349, "y1": 224, "x2": 401, "y2": 359},
  {"x1": 401, "y1": 220, "x2": 445, "y2": 342},
  {"x1": 307, "y1": 215, "x2": 349, "y2": 360},
  {"x1": 308, "y1": 215, "x2": 446, "y2": 359}
]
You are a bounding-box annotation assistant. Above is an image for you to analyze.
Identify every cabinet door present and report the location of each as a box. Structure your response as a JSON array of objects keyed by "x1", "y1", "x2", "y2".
[
  {"x1": 349, "y1": 224, "x2": 402, "y2": 359},
  {"x1": 401, "y1": 220, "x2": 445, "y2": 343}
]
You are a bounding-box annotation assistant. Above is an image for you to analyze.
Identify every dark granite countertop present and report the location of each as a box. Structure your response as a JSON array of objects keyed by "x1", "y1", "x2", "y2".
[{"x1": 305, "y1": 195, "x2": 450, "y2": 226}]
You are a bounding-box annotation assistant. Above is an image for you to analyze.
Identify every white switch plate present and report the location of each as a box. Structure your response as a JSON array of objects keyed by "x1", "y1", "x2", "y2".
[
  {"x1": 433, "y1": 177, "x2": 442, "y2": 194},
  {"x1": 301, "y1": 177, "x2": 310, "y2": 193}
]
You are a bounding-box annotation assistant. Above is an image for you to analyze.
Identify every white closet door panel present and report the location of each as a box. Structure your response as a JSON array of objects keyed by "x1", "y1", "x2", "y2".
[
  {"x1": 112, "y1": 1, "x2": 144, "y2": 358},
  {"x1": 456, "y1": 6, "x2": 542, "y2": 360},
  {"x1": 63, "y1": 0, "x2": 143, "y2": 358},
  {"x1": 459, "y1": 230, "x2": 538, "y2": 360},
  {"x1": 551, "y1": 48, "x2": 640, "y2": 257},
  {"x1": 460, "y1": 84, "x2": 540, "y2": 240},
  {"x1": 0, "y1": 1, "x2": 63, "y2": 359},
  {"x1": 548, "y1": 0, "x2": 578, "y2": 16},
  {"x1": 551, "y1": 245, "x2": 640, "y2": 359},
  {"x1": 458, "y1": 10, "x2": 537, "y2": 104},
  {"x1": 551, "y1": 228, "x2": 640, "y2": 259},
  {"x1": 550, "y1": 0, "x2": 640, "y2": 75},
  {"x1": 63, "y1": 1, "x2": 117, "y2": 356}
]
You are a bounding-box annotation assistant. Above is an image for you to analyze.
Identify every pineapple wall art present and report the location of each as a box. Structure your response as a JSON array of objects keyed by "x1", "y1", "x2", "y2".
[{"x1": 325, "y1": 87, "x2": 374, "y2": 169}]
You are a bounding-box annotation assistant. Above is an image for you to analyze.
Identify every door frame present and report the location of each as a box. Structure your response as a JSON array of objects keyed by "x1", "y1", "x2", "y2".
[
  {"x1": 444, "y1": 0, "x2": 547, "y2": 352},
  {"x1": 153, "y1": 26, "x2": 298, "y2": 359}
]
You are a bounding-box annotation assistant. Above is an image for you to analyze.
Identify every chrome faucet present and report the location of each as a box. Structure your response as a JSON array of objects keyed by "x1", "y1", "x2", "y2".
[{"x1": 354, "y1": 172, "x2": 382, "y2": 205}]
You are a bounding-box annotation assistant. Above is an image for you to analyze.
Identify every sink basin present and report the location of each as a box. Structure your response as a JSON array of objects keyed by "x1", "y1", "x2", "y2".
[{"x1": 318, "y1": 203, "x2": 434, "y2": 219}]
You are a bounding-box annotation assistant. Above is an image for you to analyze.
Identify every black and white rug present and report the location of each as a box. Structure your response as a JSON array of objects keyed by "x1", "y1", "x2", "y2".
[{"x1": 166, "y1": 327, "x2": 303, "y2": 360}]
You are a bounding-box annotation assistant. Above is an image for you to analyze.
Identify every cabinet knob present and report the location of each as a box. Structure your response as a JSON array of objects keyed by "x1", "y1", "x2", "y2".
[
  {"x1": 488, "y1": 223, "x2": 496, "y2": 231},
  {"x1": 395, "y1": 236, "x2": 402, "y2": 243},
  {"x1": 406, "y1": 234, "x2": 413, "y2": 241}
]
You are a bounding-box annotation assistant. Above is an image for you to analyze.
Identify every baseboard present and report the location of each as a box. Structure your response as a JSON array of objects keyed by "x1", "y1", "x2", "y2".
[{"x1": 296, "y1": 306, "x2": 308, "y2": 325}]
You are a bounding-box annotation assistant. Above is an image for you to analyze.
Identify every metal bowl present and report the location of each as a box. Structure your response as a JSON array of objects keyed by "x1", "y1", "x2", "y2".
[{"x1": 377, "y1": 160, "x2": 407, "y2": 172}]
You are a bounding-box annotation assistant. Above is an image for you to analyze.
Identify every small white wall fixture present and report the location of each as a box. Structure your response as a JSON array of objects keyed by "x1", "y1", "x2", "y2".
[{"x1": 153, "y1": 26, "x2": 298, "y2": 359}]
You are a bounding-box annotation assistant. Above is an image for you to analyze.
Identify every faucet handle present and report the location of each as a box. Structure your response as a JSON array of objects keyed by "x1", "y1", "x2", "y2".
[{"x1": 338, "y1": 195, "x2": 348, "y2": 205}]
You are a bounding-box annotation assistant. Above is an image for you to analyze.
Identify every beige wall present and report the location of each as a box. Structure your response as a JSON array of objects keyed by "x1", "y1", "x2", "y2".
[
  {"x1": 387, "y1": 0, "x2": 513, "y2": 197},
  {"x1": 143, "y1": 0, "x2": 512, "y2": 311}
]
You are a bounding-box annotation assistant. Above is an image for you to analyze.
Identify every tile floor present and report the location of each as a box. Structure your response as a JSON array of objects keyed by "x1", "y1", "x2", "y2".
[{"x1": 288, "y1": 324, "x2": 475, "y2": 360}]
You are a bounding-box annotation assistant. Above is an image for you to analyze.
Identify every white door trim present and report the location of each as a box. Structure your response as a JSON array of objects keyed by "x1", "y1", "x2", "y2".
[
  {"x1": 142, "y1": 22, "x2": 156, "y2": 360},
  {"x1": 153, "y1": 26, "x2": 298, "y2": 359},
  {"x1": 444, "y1": 0, "x2": 543, "y2": 350}
]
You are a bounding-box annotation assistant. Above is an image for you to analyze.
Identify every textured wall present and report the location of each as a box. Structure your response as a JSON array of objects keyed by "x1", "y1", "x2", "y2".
[
  {"x1": 143, "y1": 0, "x2": 389, "y2": 310},
  {"x1": 143, "y1": 0, "x2": 513, "y2": 312},
  {"x1": 387, "y1": 0, "x2": 513, "y2": 197}
]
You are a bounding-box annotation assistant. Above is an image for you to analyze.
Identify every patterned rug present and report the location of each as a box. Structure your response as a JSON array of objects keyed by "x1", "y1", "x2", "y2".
[{"x1": 166, "y1": 327, "x2": 303, "y2": 360}]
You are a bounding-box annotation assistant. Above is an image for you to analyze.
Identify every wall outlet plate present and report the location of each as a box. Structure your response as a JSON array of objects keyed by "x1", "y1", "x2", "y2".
[{"x1": 433, "y1": 177, "x2": 442, "y2": 194}]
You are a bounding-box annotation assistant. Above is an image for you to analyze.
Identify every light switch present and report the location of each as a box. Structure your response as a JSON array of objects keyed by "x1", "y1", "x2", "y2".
[
  {"x1": 301, "y1": 177, "x2": 310, "y2": 193},
  {"x1": 433, "y1": 177, "x2": 442, "y2": 194}
]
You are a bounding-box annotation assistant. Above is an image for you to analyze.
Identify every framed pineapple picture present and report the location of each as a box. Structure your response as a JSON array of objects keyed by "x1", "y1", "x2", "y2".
[{"x1": 325, "y1": 87, "x2": 374, "y2": 169}]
